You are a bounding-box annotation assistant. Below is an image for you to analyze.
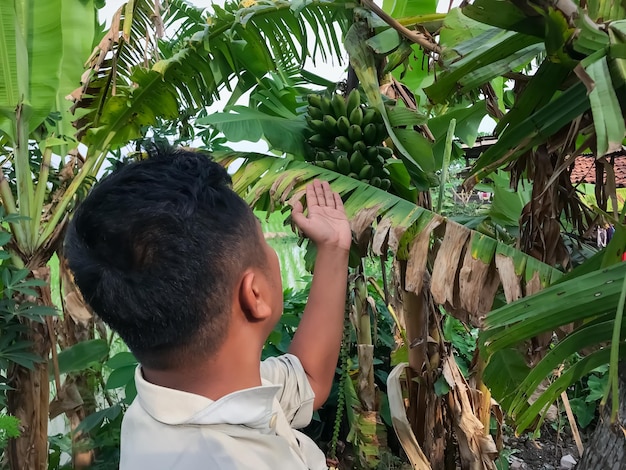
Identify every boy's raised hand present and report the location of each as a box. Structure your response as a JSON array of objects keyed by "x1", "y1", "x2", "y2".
[
  {"x1": 291, "y1": 180, "x2": 351, "y2": 252},
  {"x1": 289, "y1": 180, "x2": 351, "y2": 409}
]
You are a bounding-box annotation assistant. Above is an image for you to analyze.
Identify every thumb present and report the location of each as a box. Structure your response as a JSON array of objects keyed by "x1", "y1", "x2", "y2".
[{"x1": 290, "y1": 200, "x2": 309, "y2": 232}]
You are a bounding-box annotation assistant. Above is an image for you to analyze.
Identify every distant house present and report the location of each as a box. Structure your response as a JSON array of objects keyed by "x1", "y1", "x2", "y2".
[
  {"x1": 460, "y1": 136, "x2": 499, "y2": 167},
  {"x1": 460, "y1": 137, "x2": 626, "y2": 188},
  {"x1": 570, "y1": 151, "x2": 626, "y2": 188}
]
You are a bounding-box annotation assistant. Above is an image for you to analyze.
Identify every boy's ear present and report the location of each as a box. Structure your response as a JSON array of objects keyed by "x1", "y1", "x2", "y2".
[{"x1": 238, "y1": 270, "x2": 273, "y2": 321}]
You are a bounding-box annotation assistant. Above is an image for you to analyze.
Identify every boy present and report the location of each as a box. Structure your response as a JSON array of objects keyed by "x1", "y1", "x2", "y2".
[{"x1": 65, "y1": 146, "x2": 351, "y2": 469}]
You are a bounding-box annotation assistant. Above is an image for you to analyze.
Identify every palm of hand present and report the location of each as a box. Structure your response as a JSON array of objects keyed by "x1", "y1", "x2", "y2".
[
  {"x1": 305, "y1": 203, "x2": 352, "y2": 250},
  {"x1": 291, "y1": 180, "x2": 352, "y2": 251}
]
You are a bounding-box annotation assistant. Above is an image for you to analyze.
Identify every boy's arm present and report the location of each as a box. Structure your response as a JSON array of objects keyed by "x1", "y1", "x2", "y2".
[{"x1": 288, "y1": 180, "x2": 351, "y2": 409}]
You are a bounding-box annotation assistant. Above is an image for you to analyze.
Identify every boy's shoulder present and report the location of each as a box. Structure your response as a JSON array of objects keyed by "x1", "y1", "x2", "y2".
[
  {"x1": 121, "y1": 406, "x2": 310, "y2": 470},
  {"x1": 119, "y1": 356, "x2": 325, "y2": 469}
]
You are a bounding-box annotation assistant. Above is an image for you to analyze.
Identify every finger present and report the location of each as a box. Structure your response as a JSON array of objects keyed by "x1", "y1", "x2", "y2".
[
  {"x1": 306, "y1": 181, "x2": 319, "y2": 208},
  {"x1": 290, "y1": 200, "x2": 310, "y2": 233},
  {"x1": 333, "y1": 191, "x2": 344, "y2": 211},
  {"x1": 313, "y1": 179, "x2": 326, "y2": 206},
  {"x1": 290, "y1": 199, "x2": 304, "y2": 216},
  {"x1": 321, "y1": 180, "x2": 335, "y2": 207}
]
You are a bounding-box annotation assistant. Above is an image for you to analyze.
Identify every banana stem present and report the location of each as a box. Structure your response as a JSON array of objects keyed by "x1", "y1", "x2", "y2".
[
  {"x1": 31, "y1": 145, "x2": 53, "y2": 248},
  {"x1": 436, "y1": 118, "x2": 456, "y2": 214},
  {"x1": 603, "y1": 274, "x2": 626, "y2": 422}
]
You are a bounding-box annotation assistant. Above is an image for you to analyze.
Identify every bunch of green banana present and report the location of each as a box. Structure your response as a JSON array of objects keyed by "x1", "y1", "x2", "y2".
[{"x1": 304, "y1": 89, "x2": 392, "y2": 190}]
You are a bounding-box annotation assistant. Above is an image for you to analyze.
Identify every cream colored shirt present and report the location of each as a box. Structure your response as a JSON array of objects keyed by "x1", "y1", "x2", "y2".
[{"x1": 119, "y1": 354, "x2": 328, "y2": 470}]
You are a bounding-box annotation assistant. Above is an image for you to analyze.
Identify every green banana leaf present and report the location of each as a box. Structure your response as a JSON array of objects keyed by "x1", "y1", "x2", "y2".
[
  {"x1": 43, "y1": 0, "x2": 350, "y2": 246},
  {"x1": 215, "y1": 152, "x2": 561, "y2": 324},
  {"x1": 424, "y1": 28, "x2": 543, "y2": 104},
  {"x1": 0, "y1": 0, "x2": 97, "y2": 254},
  {"x1": 345, "y1": 21, "x2": 436, "y2": 190},
  {"x1": 0, "y1": 0, "x2": 61, "y2": 136},
  {"x1": 585, "y1": 54, "x2": 626, "y2": 156},
  {"x1": 197, "y1": 73, "x2": 309, "y2": 156},
  {"x1": 380, "y1": 0, "x2": 437, "y2": 93},
  {"x1": 73, "y1": 0, "x2": 351, "y2": 153},
  {"x1": 481, "y1": 261, "x2": 626, "y2": 432},
  {"x1": 468, "y1": 83, "x2": 590, "y2": 182},
  {"x1": 462, "y1": 0, "x2": 545, "y2": 38}
]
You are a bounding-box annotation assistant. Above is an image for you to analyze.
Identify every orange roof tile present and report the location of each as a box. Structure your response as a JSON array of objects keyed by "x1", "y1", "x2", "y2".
[{"x1": 571, "y1": 151, "x2": 626, "y2": 188}]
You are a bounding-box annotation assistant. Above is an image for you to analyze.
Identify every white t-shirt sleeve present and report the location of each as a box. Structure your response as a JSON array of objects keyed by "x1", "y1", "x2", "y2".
[{"x1": 260, "y1": 354, "x2": 315, "y2": 429}]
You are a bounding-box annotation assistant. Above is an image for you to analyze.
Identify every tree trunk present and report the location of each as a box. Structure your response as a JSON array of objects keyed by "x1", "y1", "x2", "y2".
[
  {"x1": 7, "y1": 326, "x2": 51, "y2": 470},
  {"x1": 7, "y1": 267, "x2": 53, "y2": 470},
  {"x1": 577, "y1": 362, "x2": 626, "y2": 470}
]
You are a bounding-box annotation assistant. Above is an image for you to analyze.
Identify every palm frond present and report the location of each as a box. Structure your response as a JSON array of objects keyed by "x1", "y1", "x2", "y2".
[
  {"x1": 70, "y1": 0, "x2": 163, "y2": 143},
  {"x1": 215, "y1": 152, "x2": 562, "y2": 327},
  {"x1": 70, "y1": 0, "x2": 351, "y2": 152},
  {"x1": 160, "y1": 0, "x2": 208, "y2": 54}
]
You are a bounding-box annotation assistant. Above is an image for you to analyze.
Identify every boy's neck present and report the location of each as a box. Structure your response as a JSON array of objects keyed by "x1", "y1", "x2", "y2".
[{"x1": 142, "y1": 347, "x2": 263, "y2": 401}]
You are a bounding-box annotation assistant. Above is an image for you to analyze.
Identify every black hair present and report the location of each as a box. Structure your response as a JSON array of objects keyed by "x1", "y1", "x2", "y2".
[{"x1": 64, "y1": 145, "x2": 263, "y2": 369}]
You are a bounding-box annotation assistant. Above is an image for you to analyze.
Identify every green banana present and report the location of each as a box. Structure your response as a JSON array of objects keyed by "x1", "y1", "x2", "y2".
[
  {"x1": 323, "y1": 115, "x2": 338, "y2": 134},
  {"x1": 353, "y1": 140, "x2": 367, "y2": 154},
  {"x1": 308, "y1": 134, "x2": 328, "y2": 148},
  {"x1": 320, "y1": 160, "x2": 337, "y2": 171},
  {"x1": 307, "y1": 94, "x2": 322, "y2": 108},
  {"x1": 373, "y1": 167, "x2": 386, "y2": 178},
  {"x1": 362, "y1": 107, "x2": 381, "y2": 127},
  {"x1": 346, "y1": 89, "x2": 361, "y2": 115},
  {"x1": 315, "y1": 150, "x2": 333, "y2": 162},
  {"x1": 335, "y1": 136, "x2": 353, "y2": 153},
  {"x1": 331, "y1": 93, "x2": 347, "y2": 118},
  {"x1": 363, "y1": 123, "x2": 378, "y2": 146},
  {"x1": 336, "y1": 155, "x2": 351, "y2": 175},
  {"x1": 348, "y1": 172, "x2": 359, "y2": 179},
  {"x1": 349, "y1": 151, "x2": 365, "y2": 172},
  {"x1": 365, "y1": 146, "x2": 379, "y2": 161},
  {"x1": 320, "y1": 96, "x2": 333, "y2": 116},
  {"x1": 380, "y1": 178, "x2": 391, "y2": 190},
  {"x1": 347, "y1": 124, "x2": 362, "y2": 143},
  {"x1": 378, "y1": 146, "x2": 393, "y2": 158},
  {"x1": 307, "y1": 106, "x2": 324, "y2": 121},
  {"x1": 337, "y1": 116, "x2": 350, "y2": 136},
  {"x1": 371, "y1": 176, "x2": 382, "y2": 187},
  {"x1": 307, "y1": 119, "x2": 326, "y2": 134},
  {"x1": 349, "y1": 106, "x2": 363, "y2": 127},
  {"x1": 358, "y1": 164, "x2": 374, "y2": 180},
  {"x1": 375, "y1": 123, "x2": 388, "y2": 143}
]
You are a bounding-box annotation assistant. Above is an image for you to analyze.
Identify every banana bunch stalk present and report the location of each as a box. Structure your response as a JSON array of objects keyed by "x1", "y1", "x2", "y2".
[{"x1": 305, "y1": 89, "x2": 393, "y2": 190}]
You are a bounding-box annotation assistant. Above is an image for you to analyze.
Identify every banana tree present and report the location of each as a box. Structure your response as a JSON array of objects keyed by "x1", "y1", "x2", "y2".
[
  {"x1": 204, "y1": 1, "x2": 624, "y2": 465},
  {"x1": 424, "y1": 0, "x2": 626, "y2": 464},
  {"x1": 159, "y1": 0, "x2": 558, "y2": 466},
  {"x1": 0, "y1": 1, "x2": 101, "y2": 467},
  {"x1": 0, "y1": 0, "x2": 356, "y2": 465},
  {"x1": 58, "y1": 0, "x2": 625, "y2": 468},
  {"x1": 425, "y1": 0, "x2": 626, "y2": 458},
  {"x1": 211, "y1": 149, "x2": 560, "y2": 468}
]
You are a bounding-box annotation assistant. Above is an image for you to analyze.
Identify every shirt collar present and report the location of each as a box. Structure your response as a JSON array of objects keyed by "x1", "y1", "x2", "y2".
[{"x1": 134, "y1": 366, "x2": 282, "y2": 429}]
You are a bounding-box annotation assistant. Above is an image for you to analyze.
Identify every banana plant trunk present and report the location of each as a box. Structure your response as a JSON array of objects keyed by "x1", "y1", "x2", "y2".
[
  {"x1": 355, "y1": 267, "x2": 375, "y2": 411},
  {"x1": 7, "y1": 267, "x2": 53, "y2": 470},
  {"x1": 400, "y1": 273, "x2": 428, "y2": 439},
  {"x1": 7, "y1": 361, "x2": 50, "y2": 470},
  {"x1": 577, "y1": 362, "x2": 626, "y2": 469},
  {"x1": 400, "y1": 269, "x2": 449, "y2": 469},
  {"x1": 57, "y1": 253, "x2": 97, "y2": 468}
]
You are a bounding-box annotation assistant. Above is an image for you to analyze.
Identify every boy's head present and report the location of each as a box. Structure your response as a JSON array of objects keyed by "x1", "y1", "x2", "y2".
[{"x1": 65, "y1": 146, "x2": 273, "y2": 370}]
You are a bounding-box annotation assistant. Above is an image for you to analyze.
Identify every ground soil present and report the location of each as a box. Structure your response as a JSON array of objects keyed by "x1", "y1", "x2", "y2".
[{"x1": 503, "y1": 424, "x2": 585, "y2": 470}]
